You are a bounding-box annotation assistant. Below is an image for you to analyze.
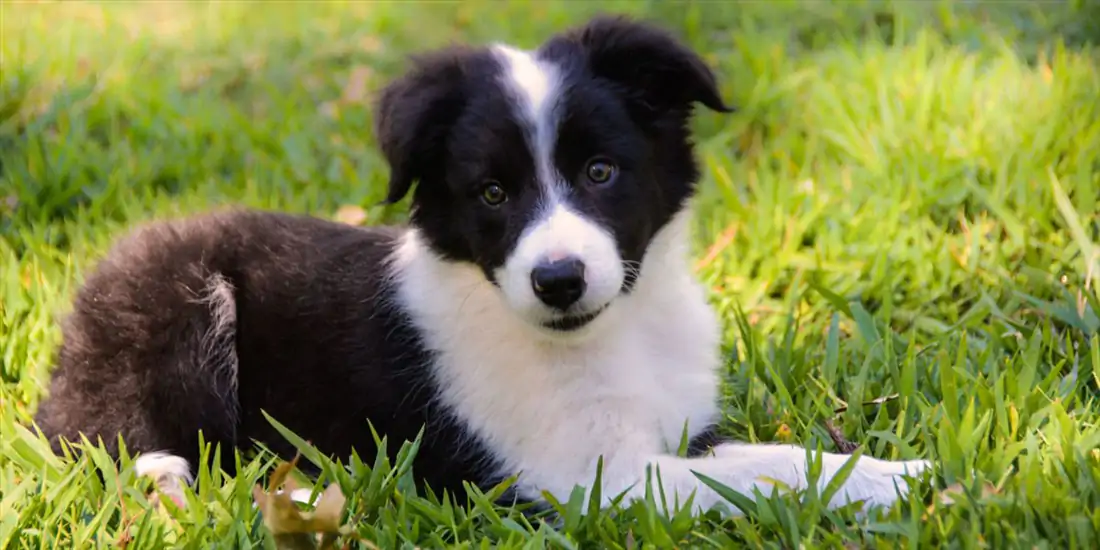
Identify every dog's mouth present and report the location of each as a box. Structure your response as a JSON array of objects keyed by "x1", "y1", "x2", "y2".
[{"x1": 542, "y1": 306, "x2": 608, "y2": 332}]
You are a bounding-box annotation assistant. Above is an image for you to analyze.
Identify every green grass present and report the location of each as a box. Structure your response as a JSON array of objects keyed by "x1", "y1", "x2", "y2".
[{"x1": 2, "y1": 0, "x2": 1100, "y2": 547}]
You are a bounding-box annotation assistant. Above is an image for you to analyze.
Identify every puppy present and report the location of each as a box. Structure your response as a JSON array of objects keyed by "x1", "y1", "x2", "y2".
[{"x1": 32, "y1": 15, "x2": 928, "y2": 515}]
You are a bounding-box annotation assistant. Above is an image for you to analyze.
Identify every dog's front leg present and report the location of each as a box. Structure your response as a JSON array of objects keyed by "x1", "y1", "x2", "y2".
[{"x1": 607, "y1": 444, "x2": 929, "y2": 515}]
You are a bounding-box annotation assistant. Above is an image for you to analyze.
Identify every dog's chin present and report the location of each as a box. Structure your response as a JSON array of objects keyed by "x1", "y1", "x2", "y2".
[
  {"x1": 494, "y1": 272, "x2": 622, "y2": 340},
  {"x1": 540, "y1": 305, "x2": 609, "y2": 333},
  {"x1": 516, "y1": 302, "x2": 614, "y2": 342}
]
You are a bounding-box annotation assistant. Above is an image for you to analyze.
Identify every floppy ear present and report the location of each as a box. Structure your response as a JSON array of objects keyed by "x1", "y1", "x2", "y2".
[
  {"x1": 558, "y1": 15, "x2": 733, "y2": 118},
  {"x1": 373, "y1": 49, "x2": 471, "y2": 205}
]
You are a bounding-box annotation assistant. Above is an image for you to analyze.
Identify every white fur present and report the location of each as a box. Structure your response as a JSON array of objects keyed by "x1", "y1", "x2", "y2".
[
  {"x1": 391, "y1": 206, "x2": 929, "y2": 515},
  {"x1": 135, "y1": 451, "x2": 192, "y2": 505},
  {"x1": 195, "y1": 274, "x2": 238, "y2": 395},
  {"x1": 134, "y1": 451, "x2": 194, "y2": 484},
  {"x1": 496, "y1": 203, "x2": 625, "y2": 327}
]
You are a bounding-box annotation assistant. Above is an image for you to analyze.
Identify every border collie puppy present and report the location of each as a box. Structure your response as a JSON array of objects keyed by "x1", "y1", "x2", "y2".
[{"x1": 33, "y1": 16, "x2": 928, "y2": 514}]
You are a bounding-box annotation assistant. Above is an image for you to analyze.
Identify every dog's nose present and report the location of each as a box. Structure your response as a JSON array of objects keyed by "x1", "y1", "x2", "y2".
[{"x1": 530, "y1": 257, "x2": 586, "y2": 310}]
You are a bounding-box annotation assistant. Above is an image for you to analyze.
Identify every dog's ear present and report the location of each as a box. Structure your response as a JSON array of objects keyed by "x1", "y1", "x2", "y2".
[
  {"x1": 556, "y1": 15, "x2": 733, "y2": 118},
  {"x1": 374, "y1": 48, "x2": 471, "y2": 205}
]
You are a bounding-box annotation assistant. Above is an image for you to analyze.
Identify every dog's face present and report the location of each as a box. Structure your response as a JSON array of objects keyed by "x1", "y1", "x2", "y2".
[{"x1": 375, "y1": 16, "x2": 731, "y2": 335}]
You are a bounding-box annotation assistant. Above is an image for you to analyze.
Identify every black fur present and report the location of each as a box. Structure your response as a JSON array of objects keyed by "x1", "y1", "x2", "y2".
[
  {"x1": 32, "y1": 15, "x2": 732, "y2": 499},
  {"x1": 32, "y1": 211, "x2": 505, "y2": 497}
]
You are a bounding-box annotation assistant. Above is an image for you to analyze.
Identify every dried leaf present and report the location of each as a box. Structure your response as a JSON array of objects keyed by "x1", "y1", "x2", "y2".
[
  {"x1": 341, "y1": 65, "x2": 373, "y2": 104},
  {"x1": 359, "y1": 35, "x2": 382, "y2": 53},
  {"x1": 253, "y1": 454, "x2": 357, "y2": 550},
  {"x1": 319, "y1": 101, "x2": 340, "y2": 119},
  {"x1": 693, "y1": 221, "x2": 739, "y2": 272},
  {"x1": 334, "y1": 205, "x2": 367, "y2": 226},
  {"x1": 936, "y1": 481, "x2": 1000, "y2": 507}
]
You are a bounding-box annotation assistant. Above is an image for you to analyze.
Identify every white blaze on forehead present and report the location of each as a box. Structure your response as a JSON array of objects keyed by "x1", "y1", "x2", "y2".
[
  {"x1": 491, "y1": 45, "x2": 626, "y2": 321},
  {"x1": 492, "y1": 44, "x2": 563, "y2": 200},
  {"x1": 493, "y1": 45, "x2": 557, "y2": 123}
]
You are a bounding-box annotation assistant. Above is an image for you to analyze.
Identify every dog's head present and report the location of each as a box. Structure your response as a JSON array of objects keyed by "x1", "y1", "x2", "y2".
[{"x1": 375, "y1": 15, "x2": 731, "y2": 335}]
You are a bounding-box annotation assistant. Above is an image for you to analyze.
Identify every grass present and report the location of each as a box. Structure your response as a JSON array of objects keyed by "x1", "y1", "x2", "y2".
[{"x1": 2, "y1": 0, "x2": 1100, "y2": 547}]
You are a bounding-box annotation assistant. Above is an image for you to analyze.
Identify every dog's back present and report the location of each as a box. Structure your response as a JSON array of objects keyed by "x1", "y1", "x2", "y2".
[{"x1": 33, "y1": 210, "x2": 499, "y2": 496}]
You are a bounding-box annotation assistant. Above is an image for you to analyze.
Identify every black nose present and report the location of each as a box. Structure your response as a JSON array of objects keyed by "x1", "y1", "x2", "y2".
[{"x1": 531, "y1": 257, "x2": 586, "y2": 310}]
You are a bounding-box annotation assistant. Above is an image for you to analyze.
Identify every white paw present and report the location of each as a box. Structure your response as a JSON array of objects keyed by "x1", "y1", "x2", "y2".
[
  {"x1": 133, "y1": 451, "x2": 193, "y2": 508},
  {"x1": 699, "y1": 443, "x2": 930, "y2": 512},
  {"x1": 882, "y1": 458, "x2": 931, "y2": 478},
  {"x1": 134, "y1": 451, "x2": 193, "y2": 484},
  {"x1": 839, "y1": 457, "x2": 931, "y2": 510}
]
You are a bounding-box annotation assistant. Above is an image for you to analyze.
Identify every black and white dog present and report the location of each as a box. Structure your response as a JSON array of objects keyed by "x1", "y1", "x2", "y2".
[{"x1": 33, "y1": 16, "x2": 928, "y2": 514}]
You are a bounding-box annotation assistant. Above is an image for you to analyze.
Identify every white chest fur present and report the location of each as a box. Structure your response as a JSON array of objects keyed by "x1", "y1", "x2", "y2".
[{"x1": 391, "y1": 211, "x2": 723, "y2": 500}]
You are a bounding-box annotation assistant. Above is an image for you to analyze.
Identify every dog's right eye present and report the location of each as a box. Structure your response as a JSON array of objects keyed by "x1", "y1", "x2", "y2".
[
  {"x1": 480, "y1": 181, "x2": 508, "y2": 207},
  {"x1": 584, "y1": 158, "x2": 618, "y2": 186}
]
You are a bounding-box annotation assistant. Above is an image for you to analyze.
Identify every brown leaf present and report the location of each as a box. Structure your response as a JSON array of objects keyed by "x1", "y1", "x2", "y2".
[
  {"x1": 936, "y1": 481, "x2": 1000, "y2": 507},
  {"x1": 359, "y1": 35, "x2": 383, "y2": 54},
  {"x1": 334, "y1": 205, "x2": 368, "y2": 226},
  {"x1": 319, "y1": 102, "x2": 340, "y2": 120},
  {"x1": 341, "y1": 65, "x2": 373, "y2": 105},
  {"x1": 253, "y1": 454, "x2": 357, "y2": 550},
  {"x1": 693, "y1": 221, "x2": 739, "y2": 273}
]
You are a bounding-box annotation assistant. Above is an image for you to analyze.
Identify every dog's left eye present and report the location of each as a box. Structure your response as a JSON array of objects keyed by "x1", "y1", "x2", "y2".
[
  {"x1": 480, "y1": 181, "x2": 508, "y2": 206},
  {"x1": 585, "y1": 159, "x2": 617, "y2": 185}
]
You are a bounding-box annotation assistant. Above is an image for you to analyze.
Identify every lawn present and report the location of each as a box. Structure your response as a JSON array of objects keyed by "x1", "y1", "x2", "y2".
[{"x1": 2, "y1": 0, "x2": 1100, "y2": 548}]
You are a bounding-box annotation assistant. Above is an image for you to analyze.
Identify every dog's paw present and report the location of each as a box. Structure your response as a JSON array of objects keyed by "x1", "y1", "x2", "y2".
[
  {"x1": 839, "y1": 457, "x2": 931, "y2": 511},
  {"x1": 699, "y1": 443, "x2": 930, "y2": 513},
  {"x1": 134, "y1": 451, "x2": 193, "y2": 508},
  {"x1": 879, "y1": 458, "x2": 931, "y2": 478}
]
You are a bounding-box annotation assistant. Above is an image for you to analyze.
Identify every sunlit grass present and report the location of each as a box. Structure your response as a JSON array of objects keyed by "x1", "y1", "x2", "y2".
[{"x1": 2, "y1": 1, "x2": 1099, "y2": 547}]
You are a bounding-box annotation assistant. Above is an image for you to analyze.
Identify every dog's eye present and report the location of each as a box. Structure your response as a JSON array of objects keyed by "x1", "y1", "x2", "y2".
[
  {"x1": 585, "y1": 159, "x2": 617, "y2": 185},
  {"x1": 480, "y1": 181, "x2": 508, "y2": 206}
]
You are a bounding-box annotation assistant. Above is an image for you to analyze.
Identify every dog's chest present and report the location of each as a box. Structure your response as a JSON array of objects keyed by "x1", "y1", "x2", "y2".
[
  {"x1": 424, "y1": 299, "x2": 722, "y2": 490},
  {"x1": 391, "y1": 226, "x2": 723, "y2": 494}
]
